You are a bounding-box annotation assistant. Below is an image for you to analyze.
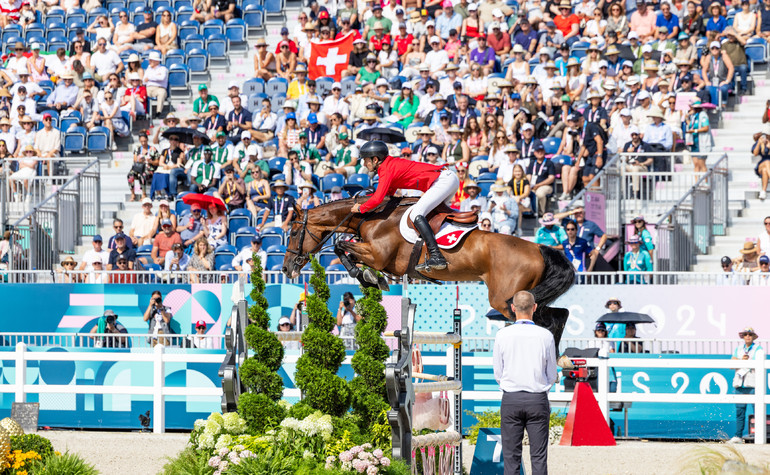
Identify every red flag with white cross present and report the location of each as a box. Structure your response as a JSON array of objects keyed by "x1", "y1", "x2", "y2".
[{"x1": 308, "y1": 33, "x2": 355, "y2": 81}]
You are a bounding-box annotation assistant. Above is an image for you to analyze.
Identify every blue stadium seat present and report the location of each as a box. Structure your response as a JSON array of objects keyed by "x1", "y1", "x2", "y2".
[
  {"x1": 154, "y1": 0, "x2": 172, "y2": 10},
  {"x1": 60, "y1": 110, "x2": 82, "y2": 131},
  {"x1": 340, "y1": 76, "x2": 356, "y2": 97},
  {"x1": 206, "y1": 33, "x2": 228, "y2": 58},
  {"x1": 478, "y1": 181, "x2": 493, "y2": 197},
  {"x1": 477, "y1": 172, "x2": 497, "y2": 182},
  {"x1": 201, "y1": 18, "x2": 224, "y2": 37},
  {"x1": 183, "y1": 33, "x2": 205, "y2": 53},
  {"x1": 186, "y1": 48, "x2": 208, "y2": 73},
  {"x1": 88, "y1": 7, "x2": 109, "y2": 23},
  {"x1": 39, "y1": 110, "x2": 59, "y2": 129},
  {"x1": 343, "y1": 173, "x2": 370, "y2": 193},
  {"x1": 265, "y1": 253, "x2": 284, "y2": 270},
  {"x1": 63, "y1": 125, "x2": 86, "y2": 154},
  {"x1": 24, "y1": 23, "x2": 45, "y2": 39},
  {"x1": 264, "y1": 0, "x2": 285, "y2": 21},
  {"x1": 320, "y1": 173, "x2": 345, "y2": 193},
  {"x1": 270, "y1": 93, "x2": 286, "y2": 113},
  {"x1": 247, "y1": 93, "x2": 268, "y2": 112},
  {"x1": 136, "y1": 244, "x2": 153, "y2": 261},
  {"x1": 126, "y1": 0, "x2": 145, "y2": 12},
  {"x1": 267, "y1": 157, "x2": 286, "y2": 175},
  {"x1": 47, "y1": 35, "x2": 68, "y2": 51},
  {"x1": 265, "y1": 243, "x2": 286, "y2": 254},
  {"x1": 44, "y1": 8, "x2": 66, "y2": 25},
  {"x1": 470, "y1": 154, "x2": 488, "y2": 162},
  {"x1": 66, "y1": 8, "x2": 87, "y2": 27},
  {"x1": 175, "y1": 5, "x2": 194, "y2": 24},
  {"x1": 745, "y1": 38, "x2": 767, "y2": 65},
  {"x1": 543, "y1": 137, "x2": 561, "y2": 155},
  {"x1": 233, "y1": 226, "x2": 258, "y2": 249},
  {"x1": 227, "y1": 209, "x2": 252, "y2": 241},
  {"x1": 178, "y1": 20, "x2": 199, "y2": 40},
  {"x1": 225, "y1": 18, "x2": 246, "y2": 43},
  {"x1": 318, "y1": 251, "x2": 336, "y2": 268},
  {"x1": 87, "y1": 126, "x2": 110, "y2": 152},
  {"x1": 164, "y1": 48, "x2": 185, "y2": 67},
  {"x1": 266, "y1": 77, "x2": 288, "y2": 96},
  {"x1": 243, "y1": 78, "x2": 265, "y2": 96},
  {"x1": 38, "y1": 80, "x2": 54, "y2": 95},
  {"x1": 44, "y1": 21, "x2": 66, "y2": 39},
  {"x1": 168, "y1": 63, "x2": 190, "y2": 95},
  {"x1": 315, "y1": 76, "x2": 334, "y2": 96},
  {"x1": 174, "y1": 0, "x2": 193, "y2": 8},
  {"x1": 214, "y1": 244, "x2": 237, "y2": 269},
  {"x1": 242, "y1": 4, "x2": 264, "y2": 32},
  {"x1": 260, "y1": 234, "x2": 283, "y2": 251}
]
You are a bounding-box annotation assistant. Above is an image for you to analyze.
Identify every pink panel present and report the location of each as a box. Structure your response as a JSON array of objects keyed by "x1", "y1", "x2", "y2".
[{"x1": 69, "y1": 294, "x2": 104, "y2": 306}]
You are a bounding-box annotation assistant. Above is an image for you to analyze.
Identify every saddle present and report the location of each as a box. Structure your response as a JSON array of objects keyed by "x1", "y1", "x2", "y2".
[{"x1": 406, "y1": 203, "x2": 478, "y2": 234}]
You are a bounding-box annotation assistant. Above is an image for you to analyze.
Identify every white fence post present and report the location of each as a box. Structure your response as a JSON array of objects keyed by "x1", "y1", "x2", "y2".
[
  {"x1": 153, "y1": 344, "x2": 165, "y2": 434},
  {"x1": 754, "y1": 351, "x2": 766, "y2": 445},
  {"x1": 596, "y1": 358, "x2": 609, "y2": 422},
  {"x1": 14, "y1": 342, "x2": 26, "y2": 403}
]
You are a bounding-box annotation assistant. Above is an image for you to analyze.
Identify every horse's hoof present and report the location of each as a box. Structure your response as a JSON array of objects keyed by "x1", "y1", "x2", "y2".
[
  {"x1": 377, "y1": 276, "x2": 390, "y2": 291},
  {"x1": 362, "y1": 268, "x2": 379, "y2": 284}
]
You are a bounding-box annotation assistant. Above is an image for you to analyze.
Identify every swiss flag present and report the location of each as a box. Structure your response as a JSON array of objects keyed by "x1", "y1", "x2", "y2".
[{"x1": 308, "y1": 32, "x2": 355, "y2": 81}]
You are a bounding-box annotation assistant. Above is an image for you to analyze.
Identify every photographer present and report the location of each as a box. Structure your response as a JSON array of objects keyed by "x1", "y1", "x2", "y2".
[
  {"x1": 90, "y1": 310, "x2": 128, "y2": 348},
  {"x1": 336, "y1": 291, "x2": 360, "y2": 350},
  {"x1": 143, "y1": 290, "x2": 174, "y2": 345}
]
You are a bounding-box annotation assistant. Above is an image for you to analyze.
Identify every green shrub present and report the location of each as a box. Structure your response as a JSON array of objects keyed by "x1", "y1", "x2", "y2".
[
  {"x1": 236, "y1": 254, "x2": 285, "y2": 432},
  {"x1": 26, "y1": 451, "x2": 97, "y2": 475},
  {"x1": 287, "y1": 401, "x2": 317, "y2": 421},
  {"x1": 238, "y1": 392, "x2": 286, "y2": 433},
  {"x1": 10, "y1": 433, "x2": 54, "y2": 460},
  {"x1": 348, "y1": 284, "x2": 390, "y2": 429},
  {"x1": 160, "y1": 447, "x2": 214, "y2": 475},
  {"x1": 295, "y1": 258, "x2": 351, "y2": 417},
  {"x1": 224, "y1": 454, "x2": 298, "y2": 475}
]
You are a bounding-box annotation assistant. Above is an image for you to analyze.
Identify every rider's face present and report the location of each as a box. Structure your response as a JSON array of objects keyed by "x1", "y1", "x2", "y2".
[{"x1": 364, "y1": 157, "x2": 379, "y2": 171}]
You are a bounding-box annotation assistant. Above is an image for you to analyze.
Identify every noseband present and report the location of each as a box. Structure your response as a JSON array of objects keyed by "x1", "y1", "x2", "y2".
[{"x1": 286, "y1": 198, "x2": 358, "y2": 268}]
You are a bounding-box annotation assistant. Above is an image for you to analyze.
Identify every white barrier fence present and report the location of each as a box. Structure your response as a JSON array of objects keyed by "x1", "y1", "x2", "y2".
[{"x1": 0, "y1": 342, "x2": 223, "y2": 434}]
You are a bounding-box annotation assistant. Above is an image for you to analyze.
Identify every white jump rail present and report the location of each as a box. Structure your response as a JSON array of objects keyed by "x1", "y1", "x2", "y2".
[{"x1": 0, "y1": 342, "x2": 224, "y2": 434}]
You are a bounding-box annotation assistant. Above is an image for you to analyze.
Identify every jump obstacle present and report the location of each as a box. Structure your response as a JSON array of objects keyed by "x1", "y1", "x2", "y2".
[{"x1": 385, "y1": 282, "x2": 464, "y2": 474}]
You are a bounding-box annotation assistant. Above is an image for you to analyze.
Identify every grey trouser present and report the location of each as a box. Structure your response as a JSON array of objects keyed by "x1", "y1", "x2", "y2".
[{"x1": 501, "y1": 390, "x2": 550, "y2": 475}]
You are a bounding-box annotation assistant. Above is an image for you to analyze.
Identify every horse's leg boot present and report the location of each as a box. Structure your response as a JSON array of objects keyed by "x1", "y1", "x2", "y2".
[{"x1": 413, "y1": 215, "x2": 447, "y2": 272}]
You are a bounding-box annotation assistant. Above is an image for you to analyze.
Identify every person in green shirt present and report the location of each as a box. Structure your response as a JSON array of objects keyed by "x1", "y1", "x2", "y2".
[
  {"x1": 192, "y1": 84, "x2": 219, "y2": 119},
  {"x1": 188, "y1": 147, "x2": 221, "y2": 192},
  {"x1": 294, "y1": 132, "x2": 321, "y2": 168},
  {"x1": 357, "y1": 54, "x2": 381, "y2": 85},
  {"x1": 390, "y1": 83, "x2": 419, "y2": 127},
  {"x1": 185, "y1": 134, "x2": 206, "y2": 168},
  {"x1": 365, "y1": 5, "x2": 392, "y2": 39},
  {"x1": 211, "y1": 132, "x2": 235, "y2": 169},
  {"x1": 333, "y1": 132, "x2": 360, "y2": 177}
]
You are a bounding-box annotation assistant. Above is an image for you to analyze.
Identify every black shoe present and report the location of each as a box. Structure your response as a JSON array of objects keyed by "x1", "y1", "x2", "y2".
[{"x1": 413, "y1": 215, "x2": 447, "y2": 272}]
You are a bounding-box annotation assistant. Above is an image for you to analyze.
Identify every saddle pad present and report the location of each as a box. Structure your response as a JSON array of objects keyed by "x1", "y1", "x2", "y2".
[{"x1": 399, "y1": 205, "x2": 477, "y2": 249}]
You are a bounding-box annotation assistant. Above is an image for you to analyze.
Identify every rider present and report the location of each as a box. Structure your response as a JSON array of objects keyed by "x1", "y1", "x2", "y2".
[{"x1": 350, "y1": 140, "x2": 460, "y2": 272}]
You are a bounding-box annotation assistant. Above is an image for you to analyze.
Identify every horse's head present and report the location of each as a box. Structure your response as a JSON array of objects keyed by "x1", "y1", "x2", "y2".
[
  {"x1": 282, "y1": 199, "x2": 356, "y2": 279},
  {"x1": 283, "y1": 205, "x2": 314, "y2": 279}
]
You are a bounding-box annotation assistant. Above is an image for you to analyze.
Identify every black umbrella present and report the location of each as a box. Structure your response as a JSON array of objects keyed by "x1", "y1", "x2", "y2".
[
  {"x1": 357, "y1": 126, "x2": 406, "y2": 144},
  {"x1": 596, "y1": 312, "x2": 655, "y2": 324},
  {"x1": 161, "y1": 127, "x2": 211, "y2": 145},
  {"x1": 486, "y1": 308, "x2": 508, "y2": 322}
]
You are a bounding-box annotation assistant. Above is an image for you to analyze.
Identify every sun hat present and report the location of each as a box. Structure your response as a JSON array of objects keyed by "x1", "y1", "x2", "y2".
[
  {"x1": 272, "y1": 179, "x2": 289, "y2": 189},
  {"x1": 464, "y1": 181, "x2": 481, "y2": 191},
  {"x1": 539, "y1": 212, "x2": 558, "y2": 225},
  {"x1": 740, "y1": 241, "x2": 758, "y2": 254},
  {"x1": 61, "y1": 256, "x2": 77, "y2": 266},
  {"x1": 605, "y1": 298, "x2": 622, "y2": 308},
  {"x1": 647, "y1": 107, "x2": 664, "y2": 119},
  {"x1": 491, "y1": 180, "x2": 511, "y2": 193},
  {"x1": 739, "y1": 327, "x2": 758, "y2": 338},
  {"x1": 149, "y1": 51, "x2": 162, "y2": 61}
]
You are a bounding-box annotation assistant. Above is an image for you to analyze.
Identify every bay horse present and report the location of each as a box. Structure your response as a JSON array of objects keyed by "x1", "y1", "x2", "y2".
[{"x1": 282, "y1": 196, "x2": 575, "y2": 345}]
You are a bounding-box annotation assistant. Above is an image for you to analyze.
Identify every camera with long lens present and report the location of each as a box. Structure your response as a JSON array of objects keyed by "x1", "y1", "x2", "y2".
[{"x1": 106, "y1": 315, "x2": 116, "y2": 325}]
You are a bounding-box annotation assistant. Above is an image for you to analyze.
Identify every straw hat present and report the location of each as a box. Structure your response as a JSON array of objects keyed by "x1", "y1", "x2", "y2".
[
  {"x1": 538, "y1": 212, "x2": 558, "y2": 225},
  {"x1": 61, "y1": 256, "x2": 77, "y2": 266},
  {"x1": 647, "y1": 108, "x2": 664, "y2": 119},
  {"x1": 361, "y1": 111, "x2": 379, "y2": 121},
  {"x1": 463, "y1": 180, "x2": 481, "y2": 191},
  {"x1": 605, "y1": 45, "x2": 620, "y2": 56},
  {"x1": 739, "y1": 327, "x2": 758, "y2": 338},
  {"x1": 447, "y1": 124, "x2": 463, "y2": 134},
  {"x1": 272, "y1": 179, "x2": 289, "y2": 189},
  {"x1": 740, "y1": 241, "x2": 758, "y2": 254},
  {"x1": 418, "y1": 126, "x2": 434, "y2": 135},
  {"x1": 490, "y1": 179, "x2": 511, "y2": 193}
]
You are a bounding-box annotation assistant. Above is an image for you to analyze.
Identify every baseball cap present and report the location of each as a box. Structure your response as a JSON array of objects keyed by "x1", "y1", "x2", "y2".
[
  {"x1": 161, "y1": 218, "x2": 173, "y2": 227},
  {"x1": 761, "y1": 255, "x2": 770, "y2": 264},
  {"x1": 116, "y1": 253, "x2": 128, "y2": 262},
  {"x1": 629, "y1": 125, "x2": 640, "y2": 135},
  {"x1": 620, "y1": 108, "x2": 632, "y2": 117},
  {"x1": 641, "y1": 44, "x2": 653, "y2": 54},
  {"x1": 280, "y1": 26, "x2": 289, "y2": 35},
  {"x1": 595, "y1": 322, "x2": 607, "y2": 331},
  {"x1": 426, "y1": 146, "x2": 439, "y2": 155},
  {"x1": 308, "y1": 112, "x2": 318, "y2": 124},
  {"x1": 278, "y1": 316, "x2": 291, "y2": 325},
  {"x1": 251, "y1": 235, "x2": 262, "y2": 244},
  {"x1": 721, "y1": 256, "x2": 733, "y2": 266},
  {"x1": 93, "y1": 234, "x2": 103, "y2": 242},
  {"x1": 198, "y1": 84, "x2": 208, "y2": 91},
  {"x1": 224, "y1": 165, "x2": 235, "y2": 173},
  {"x1": 241, "y1": 131, "x2": 251, "y2": 140},
  {"x1": 196, "y1": 320, "x2": 207, "y2": 329},
  {"x1": 142, "y1": 197, "x2": 153, "y2": 206},
  {"x1": 216, "y1": 131, "x2": 226, "y2": 138},
  {"x1": 114, "y1": 233, "x2": 127, "y2": 241},
  {"x1": 521, "y1": 123, "x2": 534, "y2": 132},
  {"x1": 332, "y1": 82, "x2": 342, "y2": 90},
  {"x1": 533, "y1": 142, "x2": 545, "y2": 152}
]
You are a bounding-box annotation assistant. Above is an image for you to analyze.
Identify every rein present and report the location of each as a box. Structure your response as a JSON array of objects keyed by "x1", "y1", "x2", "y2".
[{"x1": 286, "y1": 196, "x2": 358, "y2": 266}]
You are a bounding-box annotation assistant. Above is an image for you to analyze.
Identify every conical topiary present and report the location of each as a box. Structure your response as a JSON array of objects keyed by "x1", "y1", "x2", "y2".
[
  {"x1": 349, "y1": 284, "x2": 390, "y2": 428},
  {"x1": 295, "y1": 257, "x2": 351, "y2": 417},
  {"x1": 237, "y1": 253, "x2": 286, "y2": 433}
]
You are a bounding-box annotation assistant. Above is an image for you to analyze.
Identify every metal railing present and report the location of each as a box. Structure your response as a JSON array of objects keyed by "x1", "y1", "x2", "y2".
[
  {"x1": 0, "y1": 332, "x2": 225, "y2": 349},
  {"x1": 0, "y1": 269, "x2": 767, "y2": 286},
  {"x1": 6, "y1": 158, "x2": 101, "y2": 272},
  {"x1": 655, "y1": 154, "x2": 729, "y2": 271},
  {"x1": 0, "y1": 156, "x2": 100, "y2": 226},
  {"x1": 562, "y1": 153, "x2": 623, "y2": 236}
]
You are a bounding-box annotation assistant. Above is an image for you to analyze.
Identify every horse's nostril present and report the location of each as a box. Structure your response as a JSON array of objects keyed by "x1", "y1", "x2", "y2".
[{"x1": 282, "y1": 267, "x2": 287, "y2": 273}]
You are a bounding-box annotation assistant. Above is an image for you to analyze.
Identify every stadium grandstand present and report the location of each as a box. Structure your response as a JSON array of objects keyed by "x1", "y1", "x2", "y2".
[{"x1": 0, "y1": 0, "x2": 767, "y2": 284}]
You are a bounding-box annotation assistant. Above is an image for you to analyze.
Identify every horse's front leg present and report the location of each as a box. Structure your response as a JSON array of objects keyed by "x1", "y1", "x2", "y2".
[{"x1": 336, "y1": 241, "x2": 389, "y2": 290}]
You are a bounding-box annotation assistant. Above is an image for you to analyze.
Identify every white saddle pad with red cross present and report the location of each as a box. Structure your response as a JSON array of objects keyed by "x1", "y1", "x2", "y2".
[{"x1": 399, "y1": 205, "x2": 477, "y2": 250}]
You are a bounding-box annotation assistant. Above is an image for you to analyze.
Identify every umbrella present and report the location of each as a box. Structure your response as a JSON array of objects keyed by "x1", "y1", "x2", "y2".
[
  {"x1": 357, "y1": 126, "x2": 406, "y2": 144},
  {"x1": 162, "y1": 127, "x2": 211, "y2": 145},
  {"x1": 596, "y1": 312, "x2": 655, "y2": 324},
  {"x1": 485, "y1": 308, "x2": 508, "y2": 322},
  {"x1": 182, "y1": 193, "x2": 226, "y2": 210}
]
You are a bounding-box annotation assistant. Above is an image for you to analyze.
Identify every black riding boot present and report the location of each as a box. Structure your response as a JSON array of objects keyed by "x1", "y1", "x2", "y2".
[{"x1": 413, "y1": 215, "x2": 447, "y2": 272}]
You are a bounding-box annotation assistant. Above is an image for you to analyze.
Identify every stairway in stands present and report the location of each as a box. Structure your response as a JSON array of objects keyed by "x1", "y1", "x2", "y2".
[
  {"x1": 76, "y1": 1, "x2": 304, "y2": 257},
  {"x1": 692, "y1": 69, "x2": 770, "y2": 272}
]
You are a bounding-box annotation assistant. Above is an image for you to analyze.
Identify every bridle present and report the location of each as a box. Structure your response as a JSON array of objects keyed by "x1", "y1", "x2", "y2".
[{"x1": 285, "y1": 196, "x2": 359, "y2": 269}]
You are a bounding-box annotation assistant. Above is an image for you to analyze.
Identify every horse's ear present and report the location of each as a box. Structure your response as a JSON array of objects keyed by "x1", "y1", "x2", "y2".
[{"x1": 293, "y1": 203, "x2": 303, "y2": 219}]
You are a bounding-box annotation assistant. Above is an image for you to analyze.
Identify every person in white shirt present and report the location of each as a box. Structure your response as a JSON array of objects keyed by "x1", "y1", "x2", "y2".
[
  {"x1": 751, "y1": 256, "x2": 770, "y2": 285},
  {"x1": 143, "y1": 51, "x2": 168, "y2": 118},
  {"x1": 0, "y1": 118, "x2": 17, "y2": 154},
  {"x1": 10, "y1": 86, "x2": 39, "y2": 121},
  {"x1": 718, "y1": 256, "x2": 746, "y2": 286},
  {"x1": 424, "y1": 36, "x2": 449, "y2": 77},
  {"x1": 322, "y1": 83, "x2": 350, "y2": 122},
  {"x1": 10, "y1": 71, "x2": 44, "y2": 99},
  {"x1": 191, "y1": 320, "x2": 216, "y2": 349},
  {"x1": 90, "y1": 39, "x2": 124, "y2": 81},
  {"x1": 232, "y1": 236, "x2": 267, "y2": 274},
  {"x1": 608, "y1": 108, "x2": 634, "y2": 155},
  {"x1": 758, "y1": 217, "x2": 770, "y2": 256},
  {"x1": 86, "y1": 259, "x2": 109, "y2": 283},
  {"x1": 220, "y1": 82, "x2": 248, "y2": 117},
  {"x1": 493, "y1": 291, "x2": 556, "y2": 475},
  {"x1": 79, "y1": 234, "x2": 111, "y2": 271}
]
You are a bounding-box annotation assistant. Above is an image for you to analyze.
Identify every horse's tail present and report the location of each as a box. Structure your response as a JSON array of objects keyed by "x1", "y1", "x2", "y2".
[{"x1": 529, "y1": 244, "x2": 576, "y2": 309}]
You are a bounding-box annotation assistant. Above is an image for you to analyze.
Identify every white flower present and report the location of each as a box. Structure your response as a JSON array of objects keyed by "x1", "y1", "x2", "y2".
[
  {"x1": 198, "y1": 433, "x2": 216, "y2": 449},
  {"x1": 204, "y1": 419, "x2": 222, "y2": 437},
  {"x1": 208, "y1": 456, "x2": 221, "y2": 468},
  {"x1": 240, "y1": 450, "x2": 254, "y2": 458},
  {"x1": 228, "y1": 451, "x2": 241, "y2": 464},
  {"x1": 233, "y1": 445, "x2": 245, "y2": 452},
  {"x1": 303, "y1": 450, "x2": 314, "y2": 459},
  {"x1": 218, "y1": 447, "x2": 229, "y2": 457},
  {"x1": 362, "y1": 443, "x2": 373, "y2": 450},
  {"x1": 194, "y1": 419, "x2": 206, "y2": 431},
  {"x1": 380, "y1": 457, "x2": 390, "y2": 467},
  {"x1": 208, "y1": 412, "x2": 224, "y2": 425},
  {"x1": 218, "y1": 460, "x2": 229, "y2": 471},
  {"x1": 342, "y1": 461, "x2": 352, "y2": 471},
  {"x1": 223, "y1": 412, "x2": 247, "y2": 433},
  {"x1": 367, "y1": 465, "x2": 379, "y2": 475},
  {"x1": 215, "y1": 434, "x2": 234, "y2": 451},
  {"x1": 373, "y1": 449, "x2": 383, "y2": 458}
]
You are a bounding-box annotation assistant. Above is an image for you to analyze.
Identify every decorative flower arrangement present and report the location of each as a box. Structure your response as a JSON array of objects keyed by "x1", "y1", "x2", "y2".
[
  {"x1": 4, "y1": 449, "x2": 41, "y2": 474},
  {"x1": 207, "y1": 445, "x2": 256, "y2": 475},
  {"x1": 325, "y1": 444, "x2": 392, "y2": 474},
  {"x1": 280, "y1": 411, "x2": 334, "y2": 441},
  {"x1": 191, "y1": 412, "x2": 249, "y2": 452}
]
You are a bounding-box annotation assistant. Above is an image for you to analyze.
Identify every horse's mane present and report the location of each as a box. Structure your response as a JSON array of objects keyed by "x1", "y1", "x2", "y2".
[{"x1": 307, "y1": 195, "x2": 418, "y2": 218}]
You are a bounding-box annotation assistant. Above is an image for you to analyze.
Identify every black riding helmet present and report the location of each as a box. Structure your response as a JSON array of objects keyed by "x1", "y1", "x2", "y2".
[{"x1": 360, "y1": 140, "x2": 389, "y2": 160}]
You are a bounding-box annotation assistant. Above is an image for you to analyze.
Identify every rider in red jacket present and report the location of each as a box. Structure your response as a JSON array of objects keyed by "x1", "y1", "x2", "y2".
[{"x1": 351, "y1": 141, "x2": 460, "y2": 271}]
